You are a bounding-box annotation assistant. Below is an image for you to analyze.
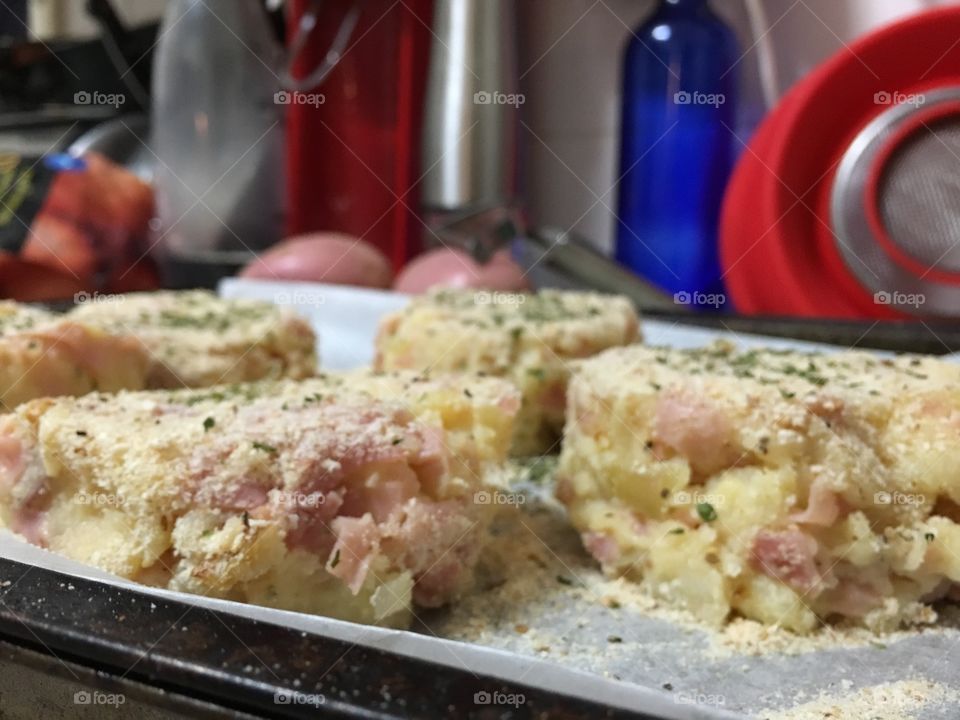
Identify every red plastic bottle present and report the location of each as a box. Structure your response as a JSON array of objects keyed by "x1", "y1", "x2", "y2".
[{"x1": 285, "y1": 0, "x2": 433, "y2": 272}]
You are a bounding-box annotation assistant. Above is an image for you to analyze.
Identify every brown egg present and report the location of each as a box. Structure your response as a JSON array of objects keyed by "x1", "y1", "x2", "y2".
[
  {"x1": 240, "y1": 233, "x2": 393, "y2": 289},
  {"x1": 394, "y1": 247, "x2": 531, "y2": 294},
  {"x1": 480, "y1": 248, "x2": 531, "y2": 291}
]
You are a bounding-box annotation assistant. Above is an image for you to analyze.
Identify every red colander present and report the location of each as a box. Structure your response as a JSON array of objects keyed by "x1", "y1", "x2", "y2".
[{"x1": 721, "y1": 5, "x2": 960, "y2": 319}]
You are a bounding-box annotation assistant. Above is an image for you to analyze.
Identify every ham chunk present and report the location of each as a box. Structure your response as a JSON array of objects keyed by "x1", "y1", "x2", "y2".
[
  {"x1": 0, "y1": 370, "x2": 519, "y2": 627},
  {"x1": 751, "y1": 529, "x2": 823, "y2": 594},
  {"x1": 653, "y1": 389, "x2": 739, "y2": 476}
]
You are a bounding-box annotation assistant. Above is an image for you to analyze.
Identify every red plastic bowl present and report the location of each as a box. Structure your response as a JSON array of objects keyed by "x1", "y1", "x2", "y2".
[{"x1": 721, "y1": 6, "x2": 960, "y2": 318}]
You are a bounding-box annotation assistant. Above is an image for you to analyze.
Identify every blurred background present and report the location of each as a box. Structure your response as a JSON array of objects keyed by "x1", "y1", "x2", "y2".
[{"x1": 1, "y1": 0, "x2": 958, "y2": 321}]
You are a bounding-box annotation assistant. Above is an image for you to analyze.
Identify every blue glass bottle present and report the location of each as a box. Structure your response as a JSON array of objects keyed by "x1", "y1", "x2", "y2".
[{"x1": 615, "y1": 0, "x2": 739, "y2": 307}]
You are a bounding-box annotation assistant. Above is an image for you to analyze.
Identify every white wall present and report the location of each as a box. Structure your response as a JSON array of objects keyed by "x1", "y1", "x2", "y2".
[
  {"x1": 518, "y1": 0, "x2": 652, "y2": 254},
  {"x1": 519, "y1": 0, "x2": 956, "y2": 254}
]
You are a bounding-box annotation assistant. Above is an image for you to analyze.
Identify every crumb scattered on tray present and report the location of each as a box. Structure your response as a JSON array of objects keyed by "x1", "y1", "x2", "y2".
[
  {"x1": 417, "y1": 460, "x2": 960, "y2": 718},
  {"x1": 757, "y1": 680, "x2": 959, "y2": 720},
  {"x1": 444, "y1": 461, "x2": 960, "y2": 658}
]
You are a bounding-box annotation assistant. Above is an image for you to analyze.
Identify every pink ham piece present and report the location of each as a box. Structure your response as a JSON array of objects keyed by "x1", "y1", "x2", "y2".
[
  {"x1": 4, "y1": 491, "x2": 49, "y2": 547},
  {"x1": 325, "y1": 497, "x2": 478, "y2": 603},
  {"x1": 0, "y1": 368, "x2": 519, "y2": 626},
  {"x1": 499, "y1": 393, "x2": 521, "y2": 416},
  {"x1": 582, "y1": 531, "x2": 620, "y2": 567},
  {"x1": 187, "y1": 402, "x2": 448, "y2": 520},
  {"x1": 326, "y1": 514, "x2": 381, "y2": 594},
  {"x1": 280, "y1": 489, "x2": 344, "y2": 555},
  {"x1": 411, "y1": 558, "x2": 464, "y2": 607},
  {"x1": 0, "y1": 433, "x2": 24, "y2": 492},
  {"x1": 10, "y1": 506, "x2": 46, "y2": 545},
  {"x1": 338, "y1": 462, "x2": 420, "y2": 522},
  {"x1": 0, "y1": 422, "x2": 49, "y2": 545},
  {"x1": 406, "y1": 426, "x2": 449, "y2": 493},
  {"x1": 653, "y1": 389, "x2": 738, "y2": 475},
  {"x1": 182, "y1": 400, "x2": 471, "y2": 603},
  {"x1": 751, "y1": 528, "x2": 823, "y2": 594},
  {"x1": 221, "y1": 481, "x2": 270, "y2": 512},
  {"x1": 818, "y1": 579, "x2": 882, "y2": 618},
  {"x1": 381, "y1": 499, "x2": 476, "y2": 607}
]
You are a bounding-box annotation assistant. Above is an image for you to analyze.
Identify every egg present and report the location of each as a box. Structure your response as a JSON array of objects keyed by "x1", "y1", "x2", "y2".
[
  {"x1": 394, "y1": 247, "x2": 531, "y2": 294},
  {"x1": 239, "y1": 233, "x2": 393, "y2": 289},
  {"x1": 482, "y1": 248, "x2": 530, "y2": 291}
]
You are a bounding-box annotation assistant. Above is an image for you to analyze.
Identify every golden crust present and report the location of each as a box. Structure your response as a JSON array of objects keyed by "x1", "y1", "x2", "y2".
[
  {"x1": 69, "y1": 290, "x2": 317, "y2": 388},
  {"x1": 0, "y1": 371, "x2": 519, "y2": 627},
  {"x1": 375, "y1": 289, "x2": 641, "y2": 455},
  {"x1": 0, "y1": 301, "x2": 150, "y2": 409},
  {"x1": 558, "y1": 342, "x2": 960, "y2": 633}
]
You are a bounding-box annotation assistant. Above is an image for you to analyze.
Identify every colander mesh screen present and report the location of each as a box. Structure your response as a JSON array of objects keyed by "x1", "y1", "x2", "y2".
[{"x1": 879, "y1": 118, "x2": 960, "y2": 273}]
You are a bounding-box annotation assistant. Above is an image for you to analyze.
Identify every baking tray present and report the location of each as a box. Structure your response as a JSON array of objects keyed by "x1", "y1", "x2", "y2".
[
  {"x1": 0, "y1": 557, "x2": 650, "y2": 719},
  {"x1": 2, "y1": 280, "x2": 959, "y2": 719}
]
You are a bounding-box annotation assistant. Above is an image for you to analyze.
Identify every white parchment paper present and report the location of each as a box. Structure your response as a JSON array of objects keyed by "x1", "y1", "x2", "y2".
[{"x1": 2, "y1": 279, "x2": 957, "y2": 719}]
